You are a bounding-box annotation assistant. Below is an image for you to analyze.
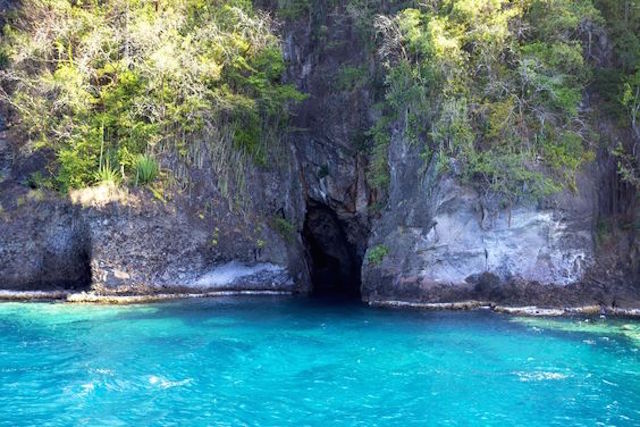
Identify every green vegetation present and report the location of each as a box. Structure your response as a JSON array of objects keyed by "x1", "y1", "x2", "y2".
[
  {"x1": 366, "y1": 244, "x2": 389, "y2": 265},
  {"x1": 134, "y1": 155, "x2": 159, "y2": 186},
  {"x1": 336, "y1": 66, "x2": 368, "y2": 92},
  {"x1": 95, "y1": 158, "x2": 121, "y2": 186},
  {"x1": 272, "y1": 216, "x2": 296, "y2": 242},
  {"x1": 594, "y1": 0, "x2": 640, "y2": 188},
  {"x1": 366, "y1": 113, "x2": 392, "y2": 192},
  {"x1": 2, "y1": 0, "x2": 639, "y2": 205},
  {"x1": 26, "y1": 171, "x2": 54, "y2": 191},
  {"x1": 274, "y1": 0, "x2": 310, "y2": 19},
  {"x1": 372, "y1": 0, "x2": 601, "y2": 202},
  {"x1": 0, "y1": 0, "x2": 304, "y2": 191},
  {"x1": 616, "y1": 53, "x2": 640, "y2": 188}
]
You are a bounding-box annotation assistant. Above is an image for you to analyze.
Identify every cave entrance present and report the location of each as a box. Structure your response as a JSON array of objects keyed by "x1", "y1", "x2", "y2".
[
  {"x1": 302, "y1": 202, "x2": 362, "y2": 299},
  {"x1": 39, "y1": 219, "x2": 92, "y2": 291}
]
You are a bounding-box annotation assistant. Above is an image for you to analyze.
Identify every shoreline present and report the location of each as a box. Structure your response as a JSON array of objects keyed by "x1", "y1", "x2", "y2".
[
  {"x1": 1, "y1": 290, "x2": 640, "y2": 318},
  {"x1": 368, "y1": 299, "x2": 640, "y2": 318},
  {"x1": 0, "y1": 289, "x2": 293, "y2": 304}
]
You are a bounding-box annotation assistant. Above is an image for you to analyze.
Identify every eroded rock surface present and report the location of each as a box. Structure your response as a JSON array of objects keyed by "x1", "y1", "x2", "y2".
[{"x1": 361, "y1": 129, "x2": 639, "y2": 307}]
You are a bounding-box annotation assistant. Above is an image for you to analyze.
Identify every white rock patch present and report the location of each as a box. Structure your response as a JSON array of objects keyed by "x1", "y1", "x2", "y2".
[{"x1": 191, "y1": 261, "x2": 286, "y2": 288}]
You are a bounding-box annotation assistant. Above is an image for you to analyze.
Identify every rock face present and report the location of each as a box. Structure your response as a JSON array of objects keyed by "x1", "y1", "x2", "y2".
[
  {"x1": 1, "y1": 1, "x2": 640, "y2": 307},
  {"x1": 0, "y1": 199, "x2": 91, "y2": 290},
  {"x1": 362, "y1": 172, "x2": 601, "y2": 305},
  {"x1": 0, "y1": 116, "x2": 308, "y2": 294},
  {"x1": 360, "y1": 128, "x2": 607, "y2": 306},
  {"x1": 0, "y1": 181, "x2": 303, "y2": 294}
]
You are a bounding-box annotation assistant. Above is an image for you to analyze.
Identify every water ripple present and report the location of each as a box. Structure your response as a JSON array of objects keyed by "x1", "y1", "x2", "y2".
[{"x1": 0, "y1": 299, "x2": 639, "y2": 426}]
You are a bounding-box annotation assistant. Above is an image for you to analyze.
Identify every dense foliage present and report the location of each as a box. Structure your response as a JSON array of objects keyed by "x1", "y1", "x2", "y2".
[
  {"x1": 372, "y1": 0, "x2": 603, "y2": 202},
  {"x1": 2, "y1": 0, "x2": 639, "y2": 204},
  {"x1": 595, "y1": 0, "x2": 640, "y2": 188},
  {"x1": 0, "y1": 0, "x2": 303, "y2": 190}
]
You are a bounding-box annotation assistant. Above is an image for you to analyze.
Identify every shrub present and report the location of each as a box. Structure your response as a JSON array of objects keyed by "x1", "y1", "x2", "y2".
[
  {"x1": 373, "y1": 0, "x2": 601, "y2": 203},
  {"x1": 95, "y1": 158, "x2": 120, "y2": 186},
  {"x1": 135, "y1": 155, "x2": 159, "y2": 186},
  {"x1": 366, "y1": 244, "x2": 389, "y2": 266},
  {"x1": 336, "y1": 66, "x2": 367, "y2": 92},
  {"x1": 272, "y1": 217, "x2": 296, "y2": 242},
  {"x1": 0, "y1": 0, "x2": 304, "y2": 191}
]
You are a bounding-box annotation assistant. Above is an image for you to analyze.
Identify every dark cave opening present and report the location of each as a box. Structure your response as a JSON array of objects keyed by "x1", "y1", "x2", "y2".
[
  {"x1": 302, "y1": 202, "x2": 362, "y2": 299},
  {"x1": 39, "y1": 221, "x2": 92, "y2": 291}
]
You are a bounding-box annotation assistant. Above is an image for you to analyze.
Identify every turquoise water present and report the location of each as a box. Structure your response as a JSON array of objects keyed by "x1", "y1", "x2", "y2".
[{"x1": 1, "y1": 297, "x2": 639, "y2": 426}]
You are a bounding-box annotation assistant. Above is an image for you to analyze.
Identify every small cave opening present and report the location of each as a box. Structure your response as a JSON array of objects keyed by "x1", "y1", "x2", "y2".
[
  {"x1": 39, "y1": 221, "x2": 93, "y2": 291},
  {"x1": 302, "y1": 202, "x2": 363, "y2": 299}
]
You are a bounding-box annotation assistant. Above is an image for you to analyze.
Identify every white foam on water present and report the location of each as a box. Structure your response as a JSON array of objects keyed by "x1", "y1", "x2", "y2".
[
  {"x1": 90, "y1": 368, "x2": 114, "y2": 375},
  {"x1": 191, "y1": 261, "x2": 283, "y2": 288},
  {"x1": 72, "y1": 382, "x2": 95, "y2": 398},
  {"x1": 81, "y1": 383, "x2": 95, "y2": 393},
  {"x1": 148, "y1": 375, "x2": 192, "y2": 389},
  {"x1": 514, "y1": 371, "x2": 569, "y2": 382}
]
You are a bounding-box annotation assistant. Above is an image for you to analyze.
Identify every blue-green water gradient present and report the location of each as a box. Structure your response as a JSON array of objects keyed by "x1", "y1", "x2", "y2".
[{"x1": 1, "y1": 297, "x2": 639, "y2": 426}]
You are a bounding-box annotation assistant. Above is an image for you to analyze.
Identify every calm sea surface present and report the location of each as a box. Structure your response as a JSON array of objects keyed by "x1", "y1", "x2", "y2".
[{"x1": 1, "y1": 297, "x2": 639, "y2": 426}]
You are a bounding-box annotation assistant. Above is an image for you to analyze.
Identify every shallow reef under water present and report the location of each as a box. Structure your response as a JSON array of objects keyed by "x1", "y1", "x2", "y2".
[{"x1": 512, "y1": 316, "x2": 640, "y2": 347}]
